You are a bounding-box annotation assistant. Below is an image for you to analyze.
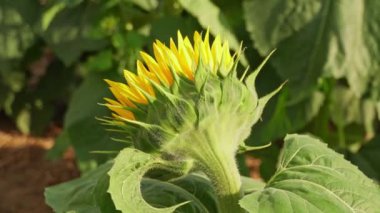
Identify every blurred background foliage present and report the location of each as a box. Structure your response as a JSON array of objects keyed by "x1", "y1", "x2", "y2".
[{"x1": 1, "y1": 0, "x2": 379, "y2": 179}]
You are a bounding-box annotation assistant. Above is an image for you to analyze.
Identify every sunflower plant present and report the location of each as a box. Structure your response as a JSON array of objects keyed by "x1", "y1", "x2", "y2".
[{"x1": 45, "y1": 31, "x2": 380, "y2": 213}]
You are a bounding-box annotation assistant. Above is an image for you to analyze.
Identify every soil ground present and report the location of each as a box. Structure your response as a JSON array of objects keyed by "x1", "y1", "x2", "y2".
[{"x1": 0, "y1": 119, "x2": 79, "y2": 213}]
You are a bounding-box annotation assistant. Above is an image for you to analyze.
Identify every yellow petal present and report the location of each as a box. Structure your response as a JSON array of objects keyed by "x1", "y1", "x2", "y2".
[
  {"x1": 104, "y1": 30, "x2": 238, "y2": 122},
  {"x1": 140, "y1": 51, "x2": 173, "y2": 86},
  {"x1": 104, "y1": 98, "x2": 135, "y2": 120},
  {"x1": 137, "y1": 60, "x2": 160, "y2": 84},
  {"x1": 124, "y1": 70, "x2": 155, "y2": 98},
  {"x1": 153, "y1": 42, "x2": 170, "y2": 73},
  {"x1": 184, "y1": 37, "x2": 197, "y2": 65},
  {"x1": 109, "y1": 105, "x2": 135, "y2": 120},
  {"x1": 221, "y1": 41, "x2": 233, "y2": 72},
  {"x1": 177, "y1": 34, "x2": 194, "y2": 79},
  {"x1": 211, "y1": 35, "x2": 222, "y2": 72}
]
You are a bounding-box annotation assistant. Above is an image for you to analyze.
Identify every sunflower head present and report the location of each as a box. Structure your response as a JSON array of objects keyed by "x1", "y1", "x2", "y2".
[{"x1": 102, "y1": 30, "x2": 281, "y2": 156}]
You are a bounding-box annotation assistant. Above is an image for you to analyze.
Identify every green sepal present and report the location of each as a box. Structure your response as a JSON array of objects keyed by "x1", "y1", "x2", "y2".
[
  {"x1": 226, "y1": 42, "x2": 245, "y2": 78},
  {"x1": 194, "y1": 58, "x2": 213, "y2": 93},
  {"x1": 251, "y1": 82, "x2": 285, "y2": 125},
  {"x1": 238, "y1": 142, "x2": 272, "y2": 154},
  {"x1": 244, "y1": 49, "x2": 276, "y2": 106}
]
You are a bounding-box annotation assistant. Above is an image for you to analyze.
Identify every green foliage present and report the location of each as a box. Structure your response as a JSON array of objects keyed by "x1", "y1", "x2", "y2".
[
  {"x1": 244, "y1": 0, "x2": 380, "y2": 100},
  {"x1": 45, "y1": 151, "x2": 220, "y2": 212},
  {"x1": 240, "y1": 134, "x2": 380, "y2": 212},
  {"x1": 48, "y1": 72, "x2": 125, "y2": 171},
  {"x1": 243, "y1": 0, "x2": 380, "y2": 147},
  {"x1": 46, "y1": 134, "x2": 380, "y2": 212},
  {"x1": 178, "y1": 0, "x2": 239, "y2": 51},
  {"x1": 45, "y1": 163, "x2": 117, "y2": 213}
]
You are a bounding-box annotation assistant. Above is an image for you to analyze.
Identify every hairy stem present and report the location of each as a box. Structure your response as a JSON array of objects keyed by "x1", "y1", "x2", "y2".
[
  {"x1": 167, "y1": 125, "x2": 246, "y2": 212},
  {"x1": 197, "y1": 146, "x2": 243, "y2": 213},
  {"x1": 190, "y1": 140, "x2": 243, "y2": 213}
]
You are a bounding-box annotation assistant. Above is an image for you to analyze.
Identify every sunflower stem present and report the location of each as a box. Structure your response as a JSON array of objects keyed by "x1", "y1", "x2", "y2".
[{"x1": 197, "y1": 146, "x2": 244, "y2": 213}]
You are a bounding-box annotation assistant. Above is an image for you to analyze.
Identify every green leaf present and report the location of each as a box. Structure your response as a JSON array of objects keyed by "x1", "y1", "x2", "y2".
[
  {"x1": 128, "y1": 0, "x2": 158, "y2": 11},
  {"x1": 241, "y1": 176, "x2": 265, "y2": 194},
  {"x1": 49, "y1": 72, "x2": 124, "y2": 170},
  {"x1": 329, "y1": 85, "x2": 361, "y2": 128},
  {"x1": 108, "y1": 148, "x2": 209, "y2": 213},
  {"x1": 41, "y1": 1, "x2": 107, "y2": 65},
  {"x1": 0, "y1": 2, "x2": 35, "y2": 59},
  {"x1": 84, "y1": 50, "x2": 114, "y2": 72},
  {"x1": 141, "y1": 178, "x2": 210, "y2": 213},
  {"x1": 178, "y1": 0, "x2": 240, "y2": 52},
  {"x1": 41, "y1": 2, "x2": 66, "y2": 30},
  {"x1": 243, "y1": 0, "x2": 380, "y2": 102},
  {"x1": 0, "y1": 1, "x2": 36, "y2": 116},
  {"x1": 149, "y1": 15, "x2": 199, "y2": 45},
  {"x1": 45, "y1": 163, "x2": 117, "y2": 213},
  {"x1": 170, "y1": 174, "x2": 219, "y2": 213},
  {"x1": 240, "y1": 134, "x2": 380, "y2": 212}
]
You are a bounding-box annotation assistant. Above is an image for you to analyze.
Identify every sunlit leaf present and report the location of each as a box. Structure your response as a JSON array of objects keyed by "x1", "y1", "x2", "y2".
[
  {"x1": 240, "y1": 134, "x2": 380, "y2": 212},
  {"x1": 178, "y1": 0, "x2": 240, "y2": 51},
  {"x1": 244, "y1": 0, "x2": 380, "y2": 102}
]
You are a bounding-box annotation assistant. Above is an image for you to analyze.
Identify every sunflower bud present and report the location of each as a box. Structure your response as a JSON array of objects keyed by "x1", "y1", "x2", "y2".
[{"x1": 103, "y1": 30, "x2": 281, "y2": 213}]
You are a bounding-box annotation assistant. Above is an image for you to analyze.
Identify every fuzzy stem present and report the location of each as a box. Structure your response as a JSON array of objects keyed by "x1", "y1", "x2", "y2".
[
  {"x1": 166, "y1": 123, "x2": 246, "y2": 212},
  {"x1": 197, "y1": 147, "x2": 244, "y2": 213}
]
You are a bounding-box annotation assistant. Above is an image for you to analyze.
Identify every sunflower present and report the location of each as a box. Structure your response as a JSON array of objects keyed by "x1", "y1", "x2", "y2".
[
  {"x1": 104, "y1": 30, "x2": 236, "y2": 121},
  {"x1": 102, "y1": 30, "x2": 281, "y2": 213}
]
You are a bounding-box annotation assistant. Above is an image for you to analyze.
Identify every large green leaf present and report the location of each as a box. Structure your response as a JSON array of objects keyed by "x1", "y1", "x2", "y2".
[
  {"x1": 240, "y1": 134, "x2": 380, "y2": 212},
  {"x1": 149, "y1": 15, "x2": 200, "y2": 45},
  {"x1": 240, "y1": 176, "x2": 265, "y2": 194},
  {"x1": 9, "y1": 60, "x2": 77, "y2": 135},
  {"x1": 0, "y1": 2, "x2": 36, "y2": 112},
  {"x1": 41, "y1": 1, "x2": 107, "y2": 65},
  {"x1": 108, "y1": 148, "x2": 210, "y2": 213},
  {"x1": 45, "y1": 163, "x2": 117, "y2": 213},
  {"x1": 141, "y1": 178, "x2": 210, "y2": 213},
  {"x1": 0, "y1": 2, "x2": 36, "y2": 60},
  {"x1": 243, "y1": 0, "x2": 380, "y2": 102},
  {"x1": 48, "y1": 72, "x2": 124, "y2": 170},
  {"x1": 178, "y1": 0, "x2": 240, "y2": 51},
  {"x1": 170, "y1": 174, "x2": 219, "y2": 213},
  {"x1": 328, "y1": 85, "x2": 368, "y2": 131},
  {"x1": 128, "y1": 0, "x2": 158, "y2": 11}
]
